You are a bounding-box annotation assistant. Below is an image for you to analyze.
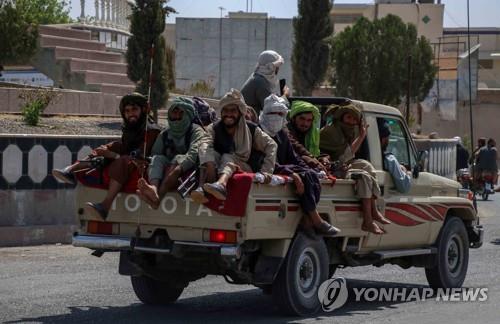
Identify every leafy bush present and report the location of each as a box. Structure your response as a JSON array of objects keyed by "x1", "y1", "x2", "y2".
[
  {"x1": 187, "y1": 80, "x2": 215, "y2": 98},
  {"x1": 19, "y1": 88, "x2": 61, "y2": 126}
]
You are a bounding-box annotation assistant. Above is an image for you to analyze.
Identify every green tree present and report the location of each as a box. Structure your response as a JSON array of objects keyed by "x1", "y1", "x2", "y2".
[
  {"x1": 126, "y1": 0, "x2": 175, "y2": 121},
  {"x1": 330, "y1": 14, "x2": 437, "y2": 106},
  {"x1": 0, "y1": 0, "x2": 71, "y2": 69},
  {"x1": 292, "y1": 0, "x2": 333, "y2": 96}
]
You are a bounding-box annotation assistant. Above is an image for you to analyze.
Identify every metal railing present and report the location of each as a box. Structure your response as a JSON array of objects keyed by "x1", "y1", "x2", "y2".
[{"x1": 77, "y1": 0, "x2": 133, "y2": 32}]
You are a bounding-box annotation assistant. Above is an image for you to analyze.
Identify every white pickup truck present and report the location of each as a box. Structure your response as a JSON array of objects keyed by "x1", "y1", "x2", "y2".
[{"x1": 72, "y1": 97, "x2": 483, "y2": 316}]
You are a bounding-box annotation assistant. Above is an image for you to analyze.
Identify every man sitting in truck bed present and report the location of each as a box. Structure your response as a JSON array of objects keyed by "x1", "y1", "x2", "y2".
[
  {"x1": 260, "y1": 94, "x2": 340, "y2": 236},
  {"x1": 194, "y1": 89, "x2": 277, "y2": 202},
  {"x1": 52, "y1": 93, "x2": 161, "y2": 220},
  {"x1": 286, "y1": 100, "x2": 330, "y2": 172},
  {"x1": 320, "y1": 103, "x2": 391, "y2": 235},
  {"x1": 137, "y1": 97, "x2": 208, "y2": 209}
]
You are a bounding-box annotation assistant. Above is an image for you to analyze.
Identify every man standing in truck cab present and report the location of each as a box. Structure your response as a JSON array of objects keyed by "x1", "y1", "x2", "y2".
[
  {"x1": 378, "y1": 119, "x2": 411, "y2": 193},
  {"x1": 192, "y1": 89, "x2": 277, "y2": 203},
  {"x1": 320, "y1": 103, "x2": 391, "y2": 235},
  {"x1": 137, "y1": 97, "x2": 208, "y2": 209}
]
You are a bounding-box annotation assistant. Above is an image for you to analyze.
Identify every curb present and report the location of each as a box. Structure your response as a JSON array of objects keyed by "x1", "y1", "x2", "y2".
[{"x1": 0, "y1": 225, "x2": 78, "y2": 247}]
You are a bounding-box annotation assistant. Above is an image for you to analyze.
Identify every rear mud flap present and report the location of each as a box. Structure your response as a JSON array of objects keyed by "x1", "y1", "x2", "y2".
[
  {"x1": 119, "y1": 251, "x2": 142, "y2": 276},
  {"x1": 253, "y1": 256, "x2": 284, "y2": 285}
]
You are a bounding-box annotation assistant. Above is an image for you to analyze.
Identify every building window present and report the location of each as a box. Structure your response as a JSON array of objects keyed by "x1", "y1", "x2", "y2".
[
  {"x1": 479, "y1": 59, "x2": 493, "y2": 69},
  {"x1": 111, "y1": 33, "x2": 118, "y2": 42}
]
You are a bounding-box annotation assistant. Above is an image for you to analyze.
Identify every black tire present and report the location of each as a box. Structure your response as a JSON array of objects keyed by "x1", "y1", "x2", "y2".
[
  {"x1": 272, "y1": 233, "x2": 329, "y2": 316},
  {"x1": 425, "y1": 217, "x2": 469, "y2": 289},
  {"x1": 131, "y1": 275, "x2": 186, "y2": 305}
]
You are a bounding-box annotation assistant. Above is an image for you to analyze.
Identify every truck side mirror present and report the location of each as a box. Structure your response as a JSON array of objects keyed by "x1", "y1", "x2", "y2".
[{"x1": 413, "y1": 150, "x2": 428, "y2": 178}]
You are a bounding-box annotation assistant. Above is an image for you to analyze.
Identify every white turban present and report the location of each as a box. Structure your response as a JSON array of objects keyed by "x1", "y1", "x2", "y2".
[{"x1": 254, "y1": 50, "x2": 284, "y2": 91}]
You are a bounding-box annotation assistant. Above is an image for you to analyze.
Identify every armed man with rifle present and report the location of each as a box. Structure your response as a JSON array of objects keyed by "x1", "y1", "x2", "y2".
[{"x1": 52, "y1": 93, "x2": 161, "y2": 220}]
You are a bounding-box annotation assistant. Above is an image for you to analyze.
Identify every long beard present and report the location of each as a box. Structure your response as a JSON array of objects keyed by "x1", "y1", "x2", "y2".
[{"x1": 121, "y1": 114, "x2": 147, "y2": 153}]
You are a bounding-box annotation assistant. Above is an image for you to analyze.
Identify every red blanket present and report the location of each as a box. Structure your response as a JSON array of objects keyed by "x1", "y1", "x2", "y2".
[{"x1": 203, "y1": 172, "x2": 254, "y2": 217}]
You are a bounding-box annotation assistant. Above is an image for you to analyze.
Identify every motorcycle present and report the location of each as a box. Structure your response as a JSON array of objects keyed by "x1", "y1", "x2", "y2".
[{"x1": 474, "y1": 172, "x2": 495, "y2": 201}]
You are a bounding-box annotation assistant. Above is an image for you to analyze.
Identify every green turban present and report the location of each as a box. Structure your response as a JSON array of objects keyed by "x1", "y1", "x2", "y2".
[
  {"x1": 168, "y1": 97, "x2": 195, "y2": 139},
  {"x1": 290, "y1": 100, "x2": 321, "y2": 157}
]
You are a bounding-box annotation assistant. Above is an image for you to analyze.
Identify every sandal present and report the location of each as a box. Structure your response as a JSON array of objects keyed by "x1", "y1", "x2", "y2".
[
  {"x1": 85, "y1": 202, "x2": 109, "y2": 221},
  {"x1": 315, "y1": 221, "x2": 341, "y2": 236},
  {"x1": 52, "y1": 167, "x2": 75, "y2": 185},
  {"x1": 203, "y1": 183, "x2": 227, "y2": 201}
]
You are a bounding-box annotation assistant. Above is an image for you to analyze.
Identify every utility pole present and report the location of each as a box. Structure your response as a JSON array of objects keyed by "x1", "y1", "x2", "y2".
[
  {"x1": 406, "y1": 54, "x2": 412, "y2": 125},
  {"x1": 218, "y1": 6, "x2": 226, "y2": 97}
]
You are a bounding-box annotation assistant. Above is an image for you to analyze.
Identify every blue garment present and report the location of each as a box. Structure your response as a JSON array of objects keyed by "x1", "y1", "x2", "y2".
[{"x1": 384, "y1": 153, "x2": 411, "y2": 193}]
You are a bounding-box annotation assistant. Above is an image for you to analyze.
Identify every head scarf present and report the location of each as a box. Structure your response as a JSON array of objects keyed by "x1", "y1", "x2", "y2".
[
  {"x1": 259, "y1": 94, "x2": 289, "y2": 137},
  {"x1": 167, "y1": 97, "x2": 195, "y2": 151},
  {"x1": 320, "y1": 103, "x2": 363, "y2": 160},
  {"x1": 453, "y1": 136, "x2": 462, "y2": 145},
  {"x1": 254, "y1": 50, "x2": 284, "y2": 91},
  {"x1": 289, "y1": 100, "x2": 321, "y2": 157},
  {"x1": 219, "y1": 89, "x2": 252, "y2": 161}
]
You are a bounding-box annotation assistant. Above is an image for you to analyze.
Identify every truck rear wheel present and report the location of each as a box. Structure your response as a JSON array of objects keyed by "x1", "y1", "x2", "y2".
[
  {"x1": 272, "y1": 233, "x2": 329, "y2": 316},
  {"x1": 131, "y1": 275, "x2": 186, "y2": 305},
  {"x1": 425, "y1": 217, "x2": 469, "y2": 289}
]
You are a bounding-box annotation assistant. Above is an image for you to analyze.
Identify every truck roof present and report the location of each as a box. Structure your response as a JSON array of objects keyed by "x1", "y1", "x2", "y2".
[{"x1": 289, "y1": 97, "x2": 403, "y2": 118}]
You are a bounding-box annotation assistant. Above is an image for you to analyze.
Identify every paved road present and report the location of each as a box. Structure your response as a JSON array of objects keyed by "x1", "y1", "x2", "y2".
[{"x1": 1, "y1": 196, "x2": 500, "y2": 324}]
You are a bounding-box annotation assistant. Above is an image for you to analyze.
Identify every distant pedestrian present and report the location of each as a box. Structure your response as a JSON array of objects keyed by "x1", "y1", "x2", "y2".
[{"x1": 454, "y1": 136, "x2": 470, "y2": 171}]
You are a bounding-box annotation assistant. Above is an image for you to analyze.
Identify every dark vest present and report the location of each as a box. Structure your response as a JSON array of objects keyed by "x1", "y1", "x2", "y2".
[{"x1": 213, "y1": 120, "x2": 263, "y2": 171}]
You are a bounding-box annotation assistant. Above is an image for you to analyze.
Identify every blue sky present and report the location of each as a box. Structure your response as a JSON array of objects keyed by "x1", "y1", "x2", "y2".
[{"x1": 70, "y1": 0, "x2": 500, "y2": 28}]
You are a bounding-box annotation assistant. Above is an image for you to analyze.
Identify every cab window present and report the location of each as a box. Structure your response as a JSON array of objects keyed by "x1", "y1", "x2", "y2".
[{"x1": 378, "y1": 117, "x2": 416, "y2": 169}]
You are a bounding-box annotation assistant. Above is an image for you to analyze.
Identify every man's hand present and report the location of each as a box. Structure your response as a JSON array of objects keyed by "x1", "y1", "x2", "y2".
[
  {"x1": 282, "y1": 85, "x2": 290, "y2": 97},
  {"x1": 310, "y1": 158, "x2": 328, "y2": 173},
  {"x1": 291, "y1": 173, "x2": 304, "y2": 195},
  {"x1": 92, "y1": 146, "x2": 118, "y2": 159},
  {"x1": 359, "y1": 119, "x2": 369, "y2": 140},
  {"x1": 400, "y1": 165, "x2": 408, "y2": 173},
  {"x1": 261, "y1": 172, "x2": 273, "y2": 184}
]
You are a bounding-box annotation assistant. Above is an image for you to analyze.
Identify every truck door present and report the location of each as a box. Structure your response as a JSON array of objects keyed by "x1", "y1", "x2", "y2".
[{"x1": 375, "y1": 116, "x2": 434, "y2": 249}]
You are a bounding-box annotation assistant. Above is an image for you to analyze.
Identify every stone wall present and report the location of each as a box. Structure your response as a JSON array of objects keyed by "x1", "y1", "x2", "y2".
[
  {"x1": 0, "y1": 134, "x2": 117, "y2": 246},
  {"x1": 0, "y1": 87, "x2": 122, "y2": 115}
]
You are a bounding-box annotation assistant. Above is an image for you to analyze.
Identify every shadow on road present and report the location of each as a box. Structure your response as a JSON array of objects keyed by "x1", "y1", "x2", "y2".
[
  {"x1": 490, "y1": 238, "x2": 500, "y2": 245},
  {"x1": 5, "y1": 279, "x2": 429, "y2": 324}
]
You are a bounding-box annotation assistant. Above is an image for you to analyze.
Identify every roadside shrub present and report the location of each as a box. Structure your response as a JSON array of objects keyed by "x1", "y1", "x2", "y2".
[
  {"x1": 187, "y1": 80, "x2": 215, "y2": 98},
  {"x1": 18, "y1": 88, "x2": 61, "y2": 126}
]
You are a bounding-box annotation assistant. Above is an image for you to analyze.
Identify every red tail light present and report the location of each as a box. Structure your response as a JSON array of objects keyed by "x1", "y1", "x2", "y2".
[
  {"x1": 87, "y1": 221, "x2": 117, "y2": 235},
  {"x1": 208, "y1": 230, "x2": 237, "y2": 244}
]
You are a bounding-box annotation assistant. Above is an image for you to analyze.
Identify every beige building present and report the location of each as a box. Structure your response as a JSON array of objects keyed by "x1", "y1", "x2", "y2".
[
  {"x1": 331, "y1": 0, "x2": 444, "y2": 43},
  {"x1": 442, "y1": 28, "x2": 500, "y2": 88}
]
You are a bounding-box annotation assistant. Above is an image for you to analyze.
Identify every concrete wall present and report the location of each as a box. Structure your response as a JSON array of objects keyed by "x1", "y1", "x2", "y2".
[
  {"x1": 0, "y1": 134, "x2": 117, "y2": 246},
  {"x1": 418, "y1": 89, "x2": 500, "y2": 143},
  {"x1": 0, "y1": 87, "x2": 122, "y2": 115},
  {"x1": 175, "y1": 17, "x2": 293, "y2": 98}
]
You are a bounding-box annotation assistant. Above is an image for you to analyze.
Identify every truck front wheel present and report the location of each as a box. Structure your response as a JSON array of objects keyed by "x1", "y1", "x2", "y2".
[
  {"x1": 272, "y1": 233, "x2": 329, "y2": 316},
  {"x1": 425, "y1": 216, "x2": 469, "y2": 289},
  {"x1": 131, "y1": 275, "x2": 186, "y2": 305}
]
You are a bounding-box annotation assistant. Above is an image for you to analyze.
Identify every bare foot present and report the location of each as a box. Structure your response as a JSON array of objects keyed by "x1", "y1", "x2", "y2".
[
  {"x1": 372, "y1": 210, "x2": 392, "y2": 225},
  {"x1": 136, "y1": 189, "x2": 160, "y2": 209},
  {"x1": 361, "y1": 222, "x2": 386, "y2": 235},
  {"x1": 137, "y1": 179, "x2": 160, "y2": 209}
]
